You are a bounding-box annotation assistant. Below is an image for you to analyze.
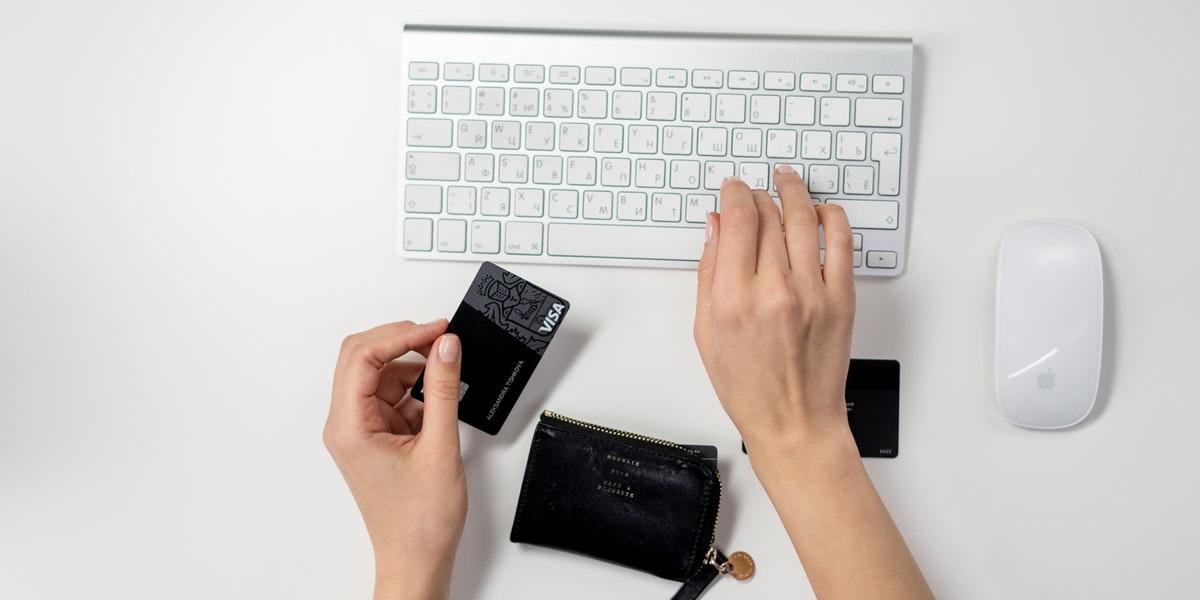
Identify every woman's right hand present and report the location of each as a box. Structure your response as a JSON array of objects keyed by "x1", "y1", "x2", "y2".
[{"x1": 693, "y1": 166, "x2": 858, "y2": 464}]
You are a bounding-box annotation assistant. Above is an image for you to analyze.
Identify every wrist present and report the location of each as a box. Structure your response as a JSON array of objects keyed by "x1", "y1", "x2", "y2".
[
  {"x1": 745, "y1": 422, "x2": 860, "y2": 489},
  {"x1": 374, "y1": 550, "x2": 455, "y2": 600}
]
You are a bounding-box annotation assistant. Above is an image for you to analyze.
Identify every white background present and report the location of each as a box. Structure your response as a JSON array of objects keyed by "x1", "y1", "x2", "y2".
[{"x1": 3, "y1": 1, "x2": 1199, "y2": 598}]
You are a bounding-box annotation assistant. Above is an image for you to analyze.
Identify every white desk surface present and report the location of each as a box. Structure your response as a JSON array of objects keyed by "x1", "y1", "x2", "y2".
[{"x1": 3, "y1": 1, "x2": 1199, "y2": 598}]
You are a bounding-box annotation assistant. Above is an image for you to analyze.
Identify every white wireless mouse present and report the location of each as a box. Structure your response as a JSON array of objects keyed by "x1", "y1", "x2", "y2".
[{"x1": 995, "y1": 220, "x2": 1104, "y2": 429}]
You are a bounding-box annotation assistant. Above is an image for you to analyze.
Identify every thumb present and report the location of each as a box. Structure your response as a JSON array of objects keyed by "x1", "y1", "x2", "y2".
[{"x1": 420, "y1": 333, "x2": 462, "y2": 451}]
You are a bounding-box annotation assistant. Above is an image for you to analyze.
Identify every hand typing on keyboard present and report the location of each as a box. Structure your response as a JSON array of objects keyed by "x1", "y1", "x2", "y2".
[{"x1": 694, "y1": 165, "x2": 932, "y2": 599}]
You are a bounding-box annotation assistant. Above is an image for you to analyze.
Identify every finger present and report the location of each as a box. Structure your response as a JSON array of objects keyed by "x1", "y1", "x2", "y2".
[
  {"x1": 374, "y1": 360, "x2": 425, "y2": 406},
  {"x1": 815, "y1": 204, "x2": 855, "y2": 295},
  {"x1": 713, "y1": 178, "x2": 758, "y2": 284},
  {"x1": 331, "y1": 320, "x2": 448, "y2": 429},
  {"x1": 695, "y1": 211, "x2": 720, "y2": 321},
  {"x1": 775, "y1": 165, "x2": 821, "y2": 285},
  {"x1": 752, "y1": 190, "x2": 788, "y2": 273},
  {"x1": 418, "y1": 334, "x2": 462, "y2": 452}
]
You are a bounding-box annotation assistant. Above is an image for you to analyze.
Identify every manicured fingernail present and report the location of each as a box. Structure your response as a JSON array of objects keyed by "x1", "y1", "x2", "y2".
[
  {"x1": 438, "y1": 334, "x2": 460, "y2": 363},
  {"x1": 775, "y1": 164, "x2": 796, "y2": 175},
  {"x1": 705, "y1": 212, "x2": 715, "y2": 241}
]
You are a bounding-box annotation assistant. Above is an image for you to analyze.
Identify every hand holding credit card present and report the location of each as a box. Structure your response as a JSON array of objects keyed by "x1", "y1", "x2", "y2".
[{"x1": 411, "y1": 262, "x2": 570, "y2": 435}]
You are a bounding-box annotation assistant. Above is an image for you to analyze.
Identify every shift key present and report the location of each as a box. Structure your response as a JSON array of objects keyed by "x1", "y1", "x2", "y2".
[{"x1": 405, "y1": 151, "x2": 460, "y2": 181}]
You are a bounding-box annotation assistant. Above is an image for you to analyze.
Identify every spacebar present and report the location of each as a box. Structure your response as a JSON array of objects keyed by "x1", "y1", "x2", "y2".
[{"x1": 547, "y1": 223, "x2": 705, "y2": 261}]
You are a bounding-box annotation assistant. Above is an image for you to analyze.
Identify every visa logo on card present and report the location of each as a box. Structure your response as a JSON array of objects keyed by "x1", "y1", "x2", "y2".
[{"x1": 412, "y1": 262, "x2": 570, "y2": 435}]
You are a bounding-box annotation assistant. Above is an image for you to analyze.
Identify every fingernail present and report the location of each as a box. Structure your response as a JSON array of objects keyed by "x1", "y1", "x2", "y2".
[
  {"x1": 775, "y1": 164, "x2": 796, "y2": 175},
  {"x1": 438, "y1": 334, "x2": 460, "y2": 363},
  {"x1": 705, "y1": 212, "x2": 715, "y2": 242},
  {"x1": 723, "y1": 176, "x2": 741, "y2": 184},
  {"x1": 424, "y1": 318, "x2": 443, "y2": 326}
]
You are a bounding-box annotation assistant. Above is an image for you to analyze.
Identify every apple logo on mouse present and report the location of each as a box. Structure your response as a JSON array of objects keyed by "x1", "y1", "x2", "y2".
[{"x1": 1037, "y1": 369, "x2": 1056, "y2": 391}]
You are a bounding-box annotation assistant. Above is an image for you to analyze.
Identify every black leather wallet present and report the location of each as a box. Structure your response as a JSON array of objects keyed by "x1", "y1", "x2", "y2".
[{"x1": 510, "y1": 411, "x2": 748, "y2": 599}]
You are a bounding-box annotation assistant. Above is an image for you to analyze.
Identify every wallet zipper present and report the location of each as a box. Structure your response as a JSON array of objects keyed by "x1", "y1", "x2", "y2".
[{"x1": 540, "y1": 410, "x2": 723, "y2": 569}]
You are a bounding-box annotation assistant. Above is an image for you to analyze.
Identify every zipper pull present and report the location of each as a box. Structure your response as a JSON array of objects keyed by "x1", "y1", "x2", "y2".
[{"x1": 709, "y1": 548, "x2": 756, "y2": 581}]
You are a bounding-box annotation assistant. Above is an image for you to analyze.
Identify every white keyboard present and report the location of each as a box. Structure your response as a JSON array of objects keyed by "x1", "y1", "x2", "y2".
[{"x1": 399, "y1": 26, "x2": 913, "y2": 275}]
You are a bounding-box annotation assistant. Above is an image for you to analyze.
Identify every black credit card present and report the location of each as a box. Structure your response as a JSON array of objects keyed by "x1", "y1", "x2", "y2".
[
  {"x1": 680, "y1": 444, "x2": 719, "y2": 466},
  {"x1": 411, "y1": 262, "x2": 570, "y2": 435},
  {"x1": 742, "y1": 359, "x2": 900, "y2": 458}
]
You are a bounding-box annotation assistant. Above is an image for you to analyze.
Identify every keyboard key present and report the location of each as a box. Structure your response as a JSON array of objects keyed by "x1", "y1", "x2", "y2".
[
  {"x1": 475, "y1": 87, "x2": 504, "y2": 115},
  {"x1": 403, "y1": 218, "x2": 433, "y2": 250},
  {"x1": 593, "y1": 124, "x2": 623, "y2": 152},
  {"x1": 490, "y1": 121, "x2": 520, "y2": 149},
  {"x1": 820, "y1": 97, "x2": 851, "y2": 126},
  {"x1": 544, "y1": 89, "x2": 574, "y2": 118},
  {"x1": 697, "y1": 127, "x2": 728, "y2": 156},
  {"x1": 764, "y1": 71, "x2": 796, "y2": 90},
  {"x1": 652, "y1": 193, "x2": 682, "y2": 222},
  {"x1": 728, "y1": 70, "x2": 759, "y2": 89},
  {"x1": 559, "y1": 122, "x2": 589, "y2": 151},
  {"x1": 457, "y1": 119, "x2": 486, "y2": 148},
  {"x1": 525, "y1": 121, "x2": 555, "y2": 151},
  {"x1": 547, "y1": 223, "x2": 705, "y2": 261},
  {"x1": 514, "y1": 64, "x2": 545, "y2": 83},
  {"x1": 498, "y1": 155, "x2": 528, "y2": 183},
  {"x1": 870, "y1": 132, "x2": 902, "y2": 196},
  {"x1": 549, "y1": 65, "x2": 580, "y2": 84},
  {"x1": 731, "y1": 128, "x2": 762, "y2": 157},
  {"x1": 479, "y1": 63, "x2": 509, "y2": 82},
  {"x1": 578, "y1": 89, "x2": 608, "y2": 118},
  {"x1": 835, "y1": 73, "x2": 867, "y2": 93},
  {"x1": 766, "y1": 129, "x2": 797, "y2": 159},
  {"x1": 872, "y1": 74, "x2": 904, "y2": 94},
  {"x1": 444, "y1": 62, "x2": 474, "y2": 81},
  {"x1": 437, "y1": 219, "x2": 467, "y2": 252},
  {"x1": 801, "y1": 130, "x2": 831, "y2": 159},
  {"x1": 646, "y1": 92, "x2": 677, "y2": 121},
  {"x1": 505, "y1": 221, "x2": 543, "y2": 255},
  {"x1": 441, "y1": 86, "x2": 471, "y2": 114},
  {"x1": 836, "y1": 131, "x2": 866, "y2": 160},
  {"x1": 715, "y1": 94, "x2": 746, "y2": 123},
  {"x1": 669, "y1": 160, "x2": 700, "y2": 189},
  {"x1": 407, "y1": 118, "x2": 453, "y2": 147},
  {"x1": 514, "y1": 189, "x2": 544, "y2": 216},
  {"x1": 405, "y1": 184, "x2": 442, "y2": 213},
  {"x1": 704, "y1": 161, "x2": 734, "y2": 189},
  {"x1": 855, "y1": 98, "x2": 903, "y2": 127},
  {"x1": 828, "y1": 199, "x2": 899, "y2": 230},
  {"x1": 681, "y1": 93, "x2": 711, "y2": 122},
  {"x1": 629, "y1": 124, "x2": 659, "y2": 153},
  {"x1": 853, "y1": 233, "x2": 863, "y2": 250},
  {"x1": 808, "y1": 165, "x2": 838, "y2": 193},
  {"x1": 617, "y1": 192, "x2": 647, "y2": 221},
  {"x1": 406, "y1": 151, "x2": 460, "y2": 181},
  {"x1": 656, "y1": 68, "x2": 687, "y2": 87},
  {"x1": 685, "y1": 194, "x2": 716, "y2": 223},
  {"x1": 584, "y1": 66, "x2": 616, "y2": 85},
  {"x1": 750, "y1": 95, "x2": 781, "y2": 124},
  {"x1": 843, "y1": 166, "x2": 874, "y2": 195},
  {"x1": 566, "y1": 156, "x2": 597, "y2": 185},
  {"x1": 739, "y1": 162, "x2": 769, "y2": 189},
  {"x1": 533, "y1": 155, "x2": 563, "y2": 184},
  {"x1": 691, "y1": 69, "x2": 722, "y2": 88},
  {"x1": 464, "y1": 153, "x2": 494, "y2": 182},
  {"x1": 480, "y1": 187, "x2": 510, "y2": 215},
  {"x1": 636, "y1": 159, "x2": 666, "y2": 187},
  {"x1": 471, "y1": 220, "x2": 500, "y2": 253},
  {"x1": 800, "y1": 72, "x2": 831, "y2": 91},
  {"x1": 612, "y1": 91, "x2": 642, "y2": 120},
  {"x1": 408, "y1": 62, "x2": 438, "y2": 80},
  {"x1": 583, "y1": 190, "x2": 613, "y2": 219},
  {"x1": 407, "y1": 85, "x2": 437, "y2": 113},
  {"x1": 446, "y1": 186, "x2": 476, "y2": 214},
  {"x1": 662, "y1": 126, "x2": 693, "y2": 155},
  {"x1": 770, "y1": 163, "x2": 804, "y2": 190},
  {"x1": 784, "y1": 96, "x2": 815, "y2": 125},
  {"x1": 548, "y1": 190, "x2": 578, "y2": 218},
  {"x1": 601, "y1": 157, "x2": 631, "y2": 186},
  {"x1": 620, "y1": 67, "x2": 652, "y2": 86},
  {"x1": 509, "y1": 88, "x2": 539, "y2": 116},
  {"x1": 866, "y1": 250, "x2": 898, "y2": 268}
]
